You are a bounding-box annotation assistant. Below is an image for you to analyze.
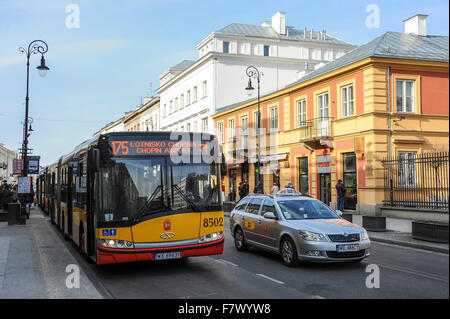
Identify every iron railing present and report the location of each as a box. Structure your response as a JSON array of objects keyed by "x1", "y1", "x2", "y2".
[
  {"x1": 297, "y1": 117, "x2": 333, "y2": 141},
  {"x1": 382, "y1": 152, "x2": 449, "y2": 210}
]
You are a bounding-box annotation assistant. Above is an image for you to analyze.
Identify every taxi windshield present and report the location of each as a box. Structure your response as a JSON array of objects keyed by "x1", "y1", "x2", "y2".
[{"x1": 277, "y1": 199, "x2": 339, "y2": 220}]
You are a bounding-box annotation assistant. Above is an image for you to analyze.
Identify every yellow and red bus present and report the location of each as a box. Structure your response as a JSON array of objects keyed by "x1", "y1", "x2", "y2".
[{"x1": 38, "y1": 132, "x2": 225, "y2": 265}]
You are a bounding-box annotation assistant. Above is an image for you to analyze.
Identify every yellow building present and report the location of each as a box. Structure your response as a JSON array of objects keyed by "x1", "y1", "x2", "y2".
[{"x1": 213, "y1": 25, "x2": 449, "y2": 215}]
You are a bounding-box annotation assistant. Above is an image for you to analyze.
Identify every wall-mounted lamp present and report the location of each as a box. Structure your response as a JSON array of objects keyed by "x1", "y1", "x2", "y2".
[{"x1": 393, "y1": 115, "x2": 406, "y2": 125}]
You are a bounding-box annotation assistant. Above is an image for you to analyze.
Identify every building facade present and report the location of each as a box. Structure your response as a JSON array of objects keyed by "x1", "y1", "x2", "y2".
[
  {"x1": 124, "y1": 97, "x2": 160, "y2": 132},
  {"x1": 213, "y1": 15, "x2": 449, "y2": 215},
  {"x1": 0, "y1": 142, "x2": 17, "y2": 183},
  {"x1": 157, "y1": 11, "x2": 356, "y2": 134}
]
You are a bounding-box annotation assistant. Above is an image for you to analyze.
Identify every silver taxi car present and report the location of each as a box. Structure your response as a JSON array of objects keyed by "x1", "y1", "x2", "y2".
[{"x1": 230, "y1": 189, "x2": 370, "y2": 266}]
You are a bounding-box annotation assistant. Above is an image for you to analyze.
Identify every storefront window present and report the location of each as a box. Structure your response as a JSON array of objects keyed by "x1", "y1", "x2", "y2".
[
  {"x1": 298, "y1": 157, "x2": 309, "y2": 195},
  {"x1": 343, "y1": 152, "x2": 357, "y2": 210}
]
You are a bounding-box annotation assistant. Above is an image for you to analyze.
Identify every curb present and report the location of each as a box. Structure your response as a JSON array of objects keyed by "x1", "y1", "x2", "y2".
[{"x1": 369, "y1": 235, "x2": 449, "y2": 254}]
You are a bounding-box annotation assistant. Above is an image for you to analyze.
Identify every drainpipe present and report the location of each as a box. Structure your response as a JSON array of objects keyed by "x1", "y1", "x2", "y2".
[{"x1": 387, "y1": 66, "x2": 393, "y2": 206}]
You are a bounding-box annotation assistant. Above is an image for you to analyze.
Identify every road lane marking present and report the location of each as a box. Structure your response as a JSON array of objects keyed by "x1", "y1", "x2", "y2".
[
  {"x1": 218, "y1": 259, "x2": 238, "y2": 267},
  {"x1": 363, "y1": 260, "x2": 449, "y2": 283},
  {"x1": 256, "y1": 274, "x2": 285, "y2": 285}
]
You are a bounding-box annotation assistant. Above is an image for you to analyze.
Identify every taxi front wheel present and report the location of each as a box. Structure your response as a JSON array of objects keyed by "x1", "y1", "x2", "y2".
[
  {"x1": 280, "y1": 237, "x2": 298, "y2": 267},
  {"x1": 234, "y1": 227, "x2": 249, "y2": 252}
]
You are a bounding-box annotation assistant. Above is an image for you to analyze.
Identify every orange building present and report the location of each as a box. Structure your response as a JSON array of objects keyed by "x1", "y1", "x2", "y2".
[{"x1": 213, "y1": 18, "x2": 449, "y2": 215}]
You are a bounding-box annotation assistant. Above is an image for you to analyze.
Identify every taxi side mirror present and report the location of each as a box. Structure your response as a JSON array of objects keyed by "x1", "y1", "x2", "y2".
[
  {"x1": 335, "y1": 210, "x2": 343, "y2": 217},
  {"x1": 263, "y1": 212, "x2": 277, "y2": 220}
]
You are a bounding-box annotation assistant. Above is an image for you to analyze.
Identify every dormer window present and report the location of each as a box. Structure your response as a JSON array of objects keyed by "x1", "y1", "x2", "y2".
[{"x1": 223, "y1": 41, "x2": 230, "y2": 53}]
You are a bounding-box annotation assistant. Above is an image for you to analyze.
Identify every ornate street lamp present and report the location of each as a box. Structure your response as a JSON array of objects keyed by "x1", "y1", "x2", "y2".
[
  {"x1": 19, "y1": 40, "x2": 49, "y2": 177},
  {"x1": 245, "y1": 66, "x2": 263, "y2": 194}
]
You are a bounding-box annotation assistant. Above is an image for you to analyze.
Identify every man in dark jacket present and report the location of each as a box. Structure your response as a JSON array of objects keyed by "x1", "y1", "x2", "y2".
[
  {"x1": 335, "y1": 179, "x2": 345, "y2": 211},
  {"x1": 1, "y1": 184, "x2": 13, "y2": 211}
]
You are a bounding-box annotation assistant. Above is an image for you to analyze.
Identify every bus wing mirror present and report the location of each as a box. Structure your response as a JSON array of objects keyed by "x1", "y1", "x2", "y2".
[
  {"x1": 89, "y1": 148, "x2": 100, "y2": 172},
  {"x1": 220, "y1": 154, "x2": 227, "y2": 177}
]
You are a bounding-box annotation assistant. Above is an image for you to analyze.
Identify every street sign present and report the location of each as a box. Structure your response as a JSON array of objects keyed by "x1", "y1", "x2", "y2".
[
  {"x1": 18, "y1": 176, "x2": 32, "y2": 194},
  {"x1": 13, "y1": 159, "x2": 23, "y2": 175},
  {"x1": 27, "y1": 158, "x2": 40, "y2": 175}
]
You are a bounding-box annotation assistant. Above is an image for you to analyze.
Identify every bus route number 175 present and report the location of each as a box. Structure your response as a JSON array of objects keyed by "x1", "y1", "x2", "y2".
[{"x1": 203, "y1": 217, "x2": 224, "y2": 228}]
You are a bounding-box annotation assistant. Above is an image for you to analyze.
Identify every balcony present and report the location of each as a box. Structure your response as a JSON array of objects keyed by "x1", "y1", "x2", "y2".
[{"x1": 297, "y1": 117, "x2": 334, "y2": 150}]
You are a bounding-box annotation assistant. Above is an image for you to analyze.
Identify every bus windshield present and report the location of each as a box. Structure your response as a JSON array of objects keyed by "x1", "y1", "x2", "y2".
[{"x1": 97, "y1": 157, "x2": 220, "y2": 223}]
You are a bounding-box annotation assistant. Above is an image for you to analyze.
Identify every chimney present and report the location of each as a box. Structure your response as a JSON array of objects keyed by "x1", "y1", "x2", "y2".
[
  {"x1": 403, "y1": 14, "x2": 428, "y2": 36},
  {"x1": 261, "y1": 21, "x2": 271, "y2": 27},
  {"x1": 271, "y1": 11, "x2": 286, "y2": 35}
]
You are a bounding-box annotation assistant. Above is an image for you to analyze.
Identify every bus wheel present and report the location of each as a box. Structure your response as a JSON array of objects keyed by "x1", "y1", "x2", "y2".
[{"x1": 234, "y1": 227, "x2": 249, "y2": 252}]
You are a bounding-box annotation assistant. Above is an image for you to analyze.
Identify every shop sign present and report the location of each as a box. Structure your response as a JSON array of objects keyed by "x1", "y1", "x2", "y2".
[{"x1": 317, "y1": 155, "x2": 331, "y2": 174}]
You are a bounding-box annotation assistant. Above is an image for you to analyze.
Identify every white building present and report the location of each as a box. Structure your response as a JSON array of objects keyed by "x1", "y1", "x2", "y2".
[
  {"x1": 157, "y1": 11, "x2": 356, "y2": 134},
  {"x1": 0, "y1": 142, "x2": 17, "y2": 183}
]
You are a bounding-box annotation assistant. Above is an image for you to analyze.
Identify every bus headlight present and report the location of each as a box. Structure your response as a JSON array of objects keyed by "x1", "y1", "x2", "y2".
[
  {"x1": 99, "y1": 239, "x2": 134, "y2": 249},
  {"x1": 199, "y1": 231, "x2": 223, "y2": 243}
]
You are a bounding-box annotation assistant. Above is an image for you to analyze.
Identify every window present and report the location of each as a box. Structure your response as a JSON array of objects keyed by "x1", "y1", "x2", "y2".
[
  {"x1": 263, "y1": 45, "x2": 270, "y2": 57},
  {"x1": 180, "y1": 94, "x2": 184, "y2": 109},
  {"x1": 180, "y1": 126, "x2": 184, "y2": 132},
  {"x1": 240, "y1": 116, "x2": 248, "y2": 149},
  {"x1": 235, "y1": 197, "x2": 250, "y2": 211},
  {"x1": 187, "y1": 90, "x2": 191, "y2": 105},
  {"x1": 175, "y1": 97, "x2": 178, "y2": 111},
  {"x1": 202, "y1": 81, "x2": 207, "y2": 98},
  {"x1": 396, "y1": 80, "x2": 415, "y2": 113},
  {"x1": 193, "y1": 86, "x2": 198, "y2": 102},
  {"x1": 261, "y1": 199, "x2": 277, "y2": 216},
  {"x1": 398, "y1": 152, "x2": 417, "y2": 187},
  {"x1": 317, "y1": 92, "x2": 329, "y2": 136},
  {"x1": 218, "y1": 122, "x2": 224, "y2": 143},
  {"x1": 193, "y1": 121, "x2": 197, "y2": 132},
  {"x1": 298, "y1": 157, "x2": 309, "y2": 195},
  {"x1": 343, "y1": 152, "x2": 357, "y2": 210},
  {"x1": 245, "y1": 198, "x2": 263, "y2": 215},
  {"x1": 201, "y1": 117, "x2": 208, "y2": 132},
  {"x1": 299, "y1": 47, "x2": 309, "y2": 59},
  {"x1": 341, "y1": 84, "x2": 354, "y2": 118},
  {"x1": 312, "y1": 48, "x2": 321, "y2": 60},
  {"x1": 186, "y1": 123, "x2": 191, "y2": 132},
  {"x1": 323, "y1": 50, "x2": 333, "y2": 61},
  {"x1": 223, "y1": 41, "x2": 230, "y2": 53},
  {"x1": 297, "y1": 99, "x2": 307, "y2": 127},
  {"x1": 270, "y1": 106, "x2": 278, "y2": 132},
  {"x1": 163, "y1": 104, "x2": 167, "y2": 117},
  {"x1": 169, "y1": 100, "x2": 173, "y2": 114},
  {"x1": 229, "y1": 119, "x2": 235, "y2": 140}
]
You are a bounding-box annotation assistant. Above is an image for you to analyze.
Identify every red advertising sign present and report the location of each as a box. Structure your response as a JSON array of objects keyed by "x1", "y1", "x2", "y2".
[{"x1": 13, "y1": 159, "x2": 23, "y2": 175}]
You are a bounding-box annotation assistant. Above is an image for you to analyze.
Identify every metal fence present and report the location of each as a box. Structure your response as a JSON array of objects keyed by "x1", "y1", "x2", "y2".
[{"x1": 382, "y1": 152, "x2": 449, "y2": 211}]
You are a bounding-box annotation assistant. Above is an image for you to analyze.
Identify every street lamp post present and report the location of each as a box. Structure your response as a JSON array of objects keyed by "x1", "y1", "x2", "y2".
[
  {"x1": 245, "y1": 66, "x2": 263, "y2": 194},
  {"x1": 19, "y1": 40, "x2": 49, "y2": 177}
]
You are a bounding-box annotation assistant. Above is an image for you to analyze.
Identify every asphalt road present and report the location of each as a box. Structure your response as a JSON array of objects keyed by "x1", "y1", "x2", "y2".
[{"x1": 69, "y1": 217, "x2": 448, "y2": 299}]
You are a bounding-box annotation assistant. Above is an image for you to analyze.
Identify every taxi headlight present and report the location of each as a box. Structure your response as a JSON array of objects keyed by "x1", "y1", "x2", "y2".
[
  {"x1": 360, "y1": 228, "x2": 369, "y2": 240},
  {"x1": 199, "y1": 231, "x2": 224, "y2": 243},
  {"x1": 299, "y1": 230, "x2": 327, "y2": 242}
]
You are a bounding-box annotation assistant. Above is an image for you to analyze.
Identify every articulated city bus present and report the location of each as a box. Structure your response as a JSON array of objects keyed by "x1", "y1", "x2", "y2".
[{"x1": 38, "y1": 132, "x2": 225, "y2": 265}]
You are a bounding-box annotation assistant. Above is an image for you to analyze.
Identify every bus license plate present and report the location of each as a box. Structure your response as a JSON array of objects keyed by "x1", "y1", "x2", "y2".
[
  {"x1": 337, "y1": 244, "x2": 360, "y2": 252},
  {"x1": 154, "y1": 252, "x2": 181, "y2": 260}
]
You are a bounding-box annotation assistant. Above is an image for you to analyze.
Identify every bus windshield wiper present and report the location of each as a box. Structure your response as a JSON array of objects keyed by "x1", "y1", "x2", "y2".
[
  {"x1": 135, "y1": 185, "x2": 167, "y2": 220},
  {"x1": 172, "y1": 185, "x2": 201, "y2": 212}
]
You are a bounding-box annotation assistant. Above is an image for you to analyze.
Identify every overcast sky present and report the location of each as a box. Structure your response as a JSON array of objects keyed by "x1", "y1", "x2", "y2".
[{"x1": 0, "y1": 0, "x2": 448, "y2": 165}]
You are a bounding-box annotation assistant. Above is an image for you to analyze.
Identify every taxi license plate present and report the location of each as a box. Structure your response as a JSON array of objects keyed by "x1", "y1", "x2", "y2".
[
  {"x1": 337, "y1": 244, "x2": 360, "y2": 252},
  {"x1": 154, "y1": 252, "x2": 181, "y2": 260}
]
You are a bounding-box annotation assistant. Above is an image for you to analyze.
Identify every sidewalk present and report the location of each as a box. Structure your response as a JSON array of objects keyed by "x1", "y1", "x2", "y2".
[
  {"x1": 0, "y1": 206, "x2": 103, "y2": 299},
  {"x1": 223, "y1": 211, "x2": 449, "y2": 254}
]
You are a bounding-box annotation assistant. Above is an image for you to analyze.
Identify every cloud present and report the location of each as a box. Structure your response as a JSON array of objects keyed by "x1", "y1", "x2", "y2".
[{"x1": 0, "y1": 38, "x2": 126, "y2": 69}]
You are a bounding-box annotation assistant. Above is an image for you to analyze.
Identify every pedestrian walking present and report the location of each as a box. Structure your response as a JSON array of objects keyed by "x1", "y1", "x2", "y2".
[
  {"x1": 286, "y1": 182, "x2": 295, "y2": 189},
  {"x1": 336, "y1": 179, "x2": 345, "y2": 211},
  {"x1": 1, "y1": 184, "x2": 13, "y2": 211}
]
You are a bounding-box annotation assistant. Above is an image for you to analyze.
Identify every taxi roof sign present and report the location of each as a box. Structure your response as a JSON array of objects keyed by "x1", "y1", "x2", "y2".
[{"x1": 276, "y1": 188, "x2": 302, "y2": 196}]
